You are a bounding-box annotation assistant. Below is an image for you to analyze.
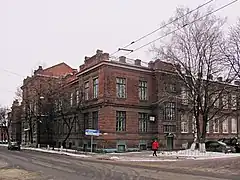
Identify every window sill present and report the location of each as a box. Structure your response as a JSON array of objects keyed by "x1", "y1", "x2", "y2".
[
  {"x1": 139, "y1": 131, "x2": 148, "y2": 134},
  {"x1": 139, "y1": 100, "x2": 148, "y2": 102}
]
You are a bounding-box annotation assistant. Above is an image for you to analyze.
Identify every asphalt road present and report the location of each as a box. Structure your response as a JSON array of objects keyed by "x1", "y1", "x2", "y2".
[{"x1": 0, "y1": 147, "x2": 237, "y2": 180}]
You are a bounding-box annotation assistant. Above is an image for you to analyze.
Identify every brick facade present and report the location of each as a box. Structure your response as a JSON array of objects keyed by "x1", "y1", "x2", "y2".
[{"x1": 16, "y1": 49, "x2": 240, "y2": 151}]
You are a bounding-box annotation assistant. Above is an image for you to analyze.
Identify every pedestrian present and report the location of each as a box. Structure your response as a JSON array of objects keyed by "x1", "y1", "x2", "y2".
[{"x1": 152, "y1": 139, "x2": 159, "y2": 157}]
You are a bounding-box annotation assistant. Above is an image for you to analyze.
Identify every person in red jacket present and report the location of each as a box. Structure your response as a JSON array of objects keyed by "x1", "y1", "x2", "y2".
[{"x1": 152, "y1": 140, "x2": 159, "y2": 157}]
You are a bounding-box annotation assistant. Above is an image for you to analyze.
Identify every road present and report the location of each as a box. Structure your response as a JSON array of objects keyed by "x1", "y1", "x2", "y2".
[{"x1": 0, "y1": 147, "x2": 237, "y2": 180}]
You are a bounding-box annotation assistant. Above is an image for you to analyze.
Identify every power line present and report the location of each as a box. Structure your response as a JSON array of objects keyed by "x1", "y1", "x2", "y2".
[
  {"x1": 110, "y1": 0, "x2": 215, "y2": 56},
  {"x1": 125, "y1": 0, "x2": 238, "y2": 56},
  {"x1": 0, "y1": 68, "x2": 25, "y2": 78}
]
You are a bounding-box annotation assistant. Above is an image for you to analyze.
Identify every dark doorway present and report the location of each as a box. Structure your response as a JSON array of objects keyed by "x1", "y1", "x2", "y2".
[{"x1": 166, "y1": 136, "x2": 174, "y2": 151}]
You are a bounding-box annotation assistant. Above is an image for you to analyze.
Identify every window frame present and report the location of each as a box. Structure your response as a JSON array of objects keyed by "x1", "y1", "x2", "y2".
[
  {"x1": 138, "y1": 113, "x2": 148, "y2": 132},
  {"x1": 84, "y1": 81, "x2": 89, "y2": 100},
  {"x1": 164, "y1": 102, "x2": 176, "y2": 121},
  {"x1": 92, "y1": 111, "x2": 99, "y2": 130},
  {"x1": 139, "y1": 80, "x2": 148, "y2": 101},
  {"x1": 93, "y1": 77, "x2": 99, "y2": 99},
  {"x1": 116, "y1": 78, "x2": 126, "y2": 98},
  {"x1": 116, "y1": 111, "x2": 126, "y2": 132}
]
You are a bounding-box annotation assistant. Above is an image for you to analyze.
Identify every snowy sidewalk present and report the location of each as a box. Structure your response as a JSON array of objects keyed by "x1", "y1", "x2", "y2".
[
  {"x1": 102, "y1": 149, "x2": 240, "y2": 161},
  {"x1": 1, "y1": 144, "x2": 240, "y2": 162},
  {"x1": 22, "y1": 147, "x2": 91, "y2": 158}
]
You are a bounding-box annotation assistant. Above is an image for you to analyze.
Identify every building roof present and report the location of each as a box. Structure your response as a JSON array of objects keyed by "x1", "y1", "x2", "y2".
[{"x1": 37, "y1": 62, "x2": 76, "y2": 77}]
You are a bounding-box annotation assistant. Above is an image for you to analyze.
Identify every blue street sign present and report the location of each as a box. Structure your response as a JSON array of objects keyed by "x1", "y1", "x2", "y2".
[{"x1": 85, "y1": 129, "x2": 100, "y2": 136}]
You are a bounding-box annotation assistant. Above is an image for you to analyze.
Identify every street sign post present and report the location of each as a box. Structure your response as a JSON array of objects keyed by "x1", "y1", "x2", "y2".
[{"x1": 85, "y1": 129, "x2": 100, "y2": 153}]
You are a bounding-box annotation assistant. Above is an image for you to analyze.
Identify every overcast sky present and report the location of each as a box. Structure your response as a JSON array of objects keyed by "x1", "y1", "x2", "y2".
[{"x1": 0, "y1": 0, "x2": 239, "y2": 107}]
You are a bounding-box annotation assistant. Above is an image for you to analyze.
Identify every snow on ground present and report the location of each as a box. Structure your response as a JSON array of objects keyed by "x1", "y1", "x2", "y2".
[
  {"x1": 107, "y1": 149, "x2": 240, "y2": 161},
  {"x1": 22, "y1": 147, "x2": 90, "y2": 158},
  {"x1": 155, "y1": 149, "x2": 240, "y2": 160},
  {"x1": 1, "y1": 144, "x2": 240, "y2": 161},
  {"x1": 109, "y1": 156, "x2": 178, "y2": 162}
]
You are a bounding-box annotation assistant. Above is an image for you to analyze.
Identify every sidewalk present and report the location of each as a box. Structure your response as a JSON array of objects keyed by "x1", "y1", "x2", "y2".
[{"x1": 1, "y1": 144, "x2": 240, "y2": 162}]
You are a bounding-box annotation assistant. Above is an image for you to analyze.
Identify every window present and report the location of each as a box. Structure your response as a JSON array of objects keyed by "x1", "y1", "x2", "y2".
[
  {"x1": 232, "y1": 118, "x2": 237, "y2": 133},
  {"x1": 76, "y1": 90, "x2": 79, "y2": 105},
  {"x1": 181, "y1": 87, "x2": 188, "y2": 105},
  {"x1": 139, "y1": 113, "x2": 148, "y2": 132},
  {"x1": 116, "y1": 111, "x2": 126, "y2": 131},
  {"x1": 222, "y1": 118, "x2": 228, "y2": 133},
  {"x1": 163, "y1": 125, "x2": 176, "y2": 133},
  {"x1": 116, "y1": 78, "x2": 126, "y2": 98},
  {"x1": 92, "y1": 111, "x2": 98, "y2": 130},
  {"x1": 180, "y1": 114, "x2": 188, "y2": 133},
  {"x1": 84, "y1": 82, "x2": 89, "y2": 100},
  {"x1": 139, "y1": 81, "x2": 147, "y2": 100},
  {"x1": 222, "y1": 95, "x2": 228, "y2": 109},
  {"x1": 70, "y1": 92, "x2": 73, "y2": 106},
  {"x1": 213, "y1": 118, "x2": 219, "y2": 133},
  {"x1": 231, "y1": 94, "x2": 237, "y2": 110},
  {"x1": 169, "y1": 84, "x2": 176, "y2": 92},
  {"x1": 164, "y1": 102, "x2": 176, "y2": 121},
  {"x1": 93, "y1": 78, "x2": 98, "y2": 99},
  {"x1": 206, "y1": 121, "x2": 209, "y2": 133},
  {"x1": 83, "y1": 113, "x2": 89, "y2": 130}
]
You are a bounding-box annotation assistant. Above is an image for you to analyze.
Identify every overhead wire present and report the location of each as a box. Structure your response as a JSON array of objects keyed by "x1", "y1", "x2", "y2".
[
  {"x1": 110, "y1": 0, "x2": 215, "y2": 56},
  {"x1": 124, "y1": 0, "x2": 239, "y2": 56},
  {"x1": 0, "y1": 68, "x2": 25, "y2": 78}
]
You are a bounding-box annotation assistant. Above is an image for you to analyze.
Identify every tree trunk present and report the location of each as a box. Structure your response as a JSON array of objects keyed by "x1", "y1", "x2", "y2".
[
  {"x1": 62, "y1": 129, "x2": 71, "y2": 148},
  {"x1": 199, "y1": 114, "x2": 208, "y2": 153}
]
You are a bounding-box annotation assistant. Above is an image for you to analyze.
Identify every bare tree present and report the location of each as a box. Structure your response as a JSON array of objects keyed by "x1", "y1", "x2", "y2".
[
  {"x1": 225, "y1": 18, "x2": 240, "y2": 77},
  {"x1": 21, "y1": 76, "x2": 58, "y2": 145},
  {"x1": 151, "y1": 7, "x2": 235, "y2": 152},
  {"x1": 54, "y1": 79, "x2": 84, "y2": 148},
  {"x1": 15, "y1": 87, "x2": 23, "y2": 102},
  {"x1": 0, "y1": 106, "x2": 10, "y2": 142}
]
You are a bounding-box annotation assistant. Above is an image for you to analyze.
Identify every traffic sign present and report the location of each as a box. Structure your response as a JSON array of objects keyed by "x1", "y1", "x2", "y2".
[{"x1": 85, "y1": 129, "x2": 100, "y2": 136}]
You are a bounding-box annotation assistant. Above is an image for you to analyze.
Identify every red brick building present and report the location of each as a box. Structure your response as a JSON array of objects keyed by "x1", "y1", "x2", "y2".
[
  {"x1": 21, "y1": 63, "x2": 78, "y2": 147},
  {"x1": 18, "y1": 49, "x2": 240, "y2": 151},
  {"x1": 75, "y1": 49, "x2": 240, "y2": 151}
]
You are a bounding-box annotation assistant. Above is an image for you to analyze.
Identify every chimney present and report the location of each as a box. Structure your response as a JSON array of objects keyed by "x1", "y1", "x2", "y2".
[
  {"x1": 134, "y1": 59, "x2": 141, "y2": 66},
  {"x1": 217, "y1": 77, "x2": 223, "y2": 82},
  {"x1": 72, "y1": 69, "x2": 78, "y2": 74},
  {"x1": 234, "y1": 80, "x2": 240, "y2": 86},
  {"x1": 148, "y1": 61, "x2": 154, "y2": 69},
  {"x1": 102, "y1": 53, "x2": 109, "y2": 60},
  {"x1": 34, "y1": 66, "x2": 43, "y2": 75},
  {"x1": 119, "y1": 56, "x2": 126, "y2": 63},
  {"x1": 84, "y1": 56, "x2": 90, "y2": 63},
  {"x1": 79, "y1": 64, "x2": 85, "y2": 71},
  {"x1": 96, "y1": 49, "x2": 103, "y2": 55}
]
